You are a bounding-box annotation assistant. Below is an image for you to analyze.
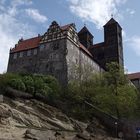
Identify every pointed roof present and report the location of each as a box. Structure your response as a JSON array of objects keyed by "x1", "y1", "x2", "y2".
[
  {"x1": 78, "y1": 26, "x2": 93, "y2": 37},
  {"x1": 104, "y1": 18, "x2": 117, "y2": 26},
  {"x1": 104, "y1": 18, "x2": 122, "y2": 29}
]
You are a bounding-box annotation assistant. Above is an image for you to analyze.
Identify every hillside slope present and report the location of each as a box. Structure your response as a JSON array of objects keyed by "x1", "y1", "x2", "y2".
[{"x1": 0, "y1": 96, "x2": 119, "y2": 140}]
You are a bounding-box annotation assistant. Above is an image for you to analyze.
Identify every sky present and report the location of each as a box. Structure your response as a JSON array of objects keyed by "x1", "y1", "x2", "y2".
[{"x1": 0, "y1": 0, "x2": 140, "y2": 73}]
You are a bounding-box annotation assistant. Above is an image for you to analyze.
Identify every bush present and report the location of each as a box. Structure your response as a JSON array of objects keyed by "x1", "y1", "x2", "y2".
[
  {"x1": 9, "y1": 78, "x2": 26, "y2": 91},
  {"x1": 22, "y1": 76, "x2": 34, "y2": 94},
  {"x1": 0, "y1": 73, "x2": 22, "y2": 93},
  {"x1": 0, "y1": 73, "x2": 61, "y2": 100}
]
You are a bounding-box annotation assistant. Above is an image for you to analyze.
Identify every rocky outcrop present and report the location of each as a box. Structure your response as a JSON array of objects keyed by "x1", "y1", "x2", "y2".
[{"x1": 0, "y1": 96, "x2": 120, "y2": 140}]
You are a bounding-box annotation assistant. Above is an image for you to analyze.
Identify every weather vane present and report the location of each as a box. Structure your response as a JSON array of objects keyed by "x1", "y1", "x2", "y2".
[
  {"x1": 111, "y1": 14, "x2": 113, "y2": 18},
  {"x1": 84, "y1": 22, "x2": 86, "y2": 27}
]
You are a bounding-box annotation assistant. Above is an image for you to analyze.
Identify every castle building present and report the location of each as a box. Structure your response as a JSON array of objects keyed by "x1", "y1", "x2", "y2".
[{"x1": 7, "y1": 18, "x2": 124, "y2": 85}]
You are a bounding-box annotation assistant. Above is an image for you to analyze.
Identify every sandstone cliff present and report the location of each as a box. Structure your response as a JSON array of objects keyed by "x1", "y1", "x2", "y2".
[{"x1": 0, "y1": 96, "x2": 119, "y2": 140}]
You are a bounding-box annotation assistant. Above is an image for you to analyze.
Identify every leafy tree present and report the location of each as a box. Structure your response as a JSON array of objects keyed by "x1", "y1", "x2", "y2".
[
  {"x1": 97, "y1": 62, "x2": 138, "y2": 118},
  {"x1": 65, "y1": 62, "x2": 138, "y2": 120}
]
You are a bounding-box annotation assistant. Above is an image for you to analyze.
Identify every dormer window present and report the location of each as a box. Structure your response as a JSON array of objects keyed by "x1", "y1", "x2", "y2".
[
  {"x1": 13, "y1": 53, "x2": 17, "y2": 59},
  {"x1": 19, "y1": 52, "x2": 23, "y2": 58},
  {"x1": 33, "y1": 49, "x2": 37, "y2": 55},
  {"x1": 27, "y1": 50, "x2": 31, "y2": 56},
  {"x1": 40, "y1": 44, "x2": 45, "y2": 51}
]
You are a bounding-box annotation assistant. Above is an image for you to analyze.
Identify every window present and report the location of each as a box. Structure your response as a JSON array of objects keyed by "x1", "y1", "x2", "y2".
[
  {"x1": 33, "y1": 49, "x2": 37, "y2": 55},
  {"x1": 13, "y1": 53, "x2": 17, "y2": 59},
  {"x1": 40, "y1": 44, "x2": 45, "y2": 51},
  {"x1": 27, "y1": 50, "x2": 31, "y2": 56},
  {"x1": 19, "y1": 52, "x2": 23, "y2": 58}
]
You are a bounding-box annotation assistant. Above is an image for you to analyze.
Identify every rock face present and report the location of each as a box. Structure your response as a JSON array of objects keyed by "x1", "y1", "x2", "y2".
[{"x1": 0, "y1": 97, "x2": 120, "y2": 140}]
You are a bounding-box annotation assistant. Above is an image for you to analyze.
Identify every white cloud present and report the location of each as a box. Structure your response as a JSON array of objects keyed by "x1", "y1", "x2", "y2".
[
  {"x1": 25, "y1": 8, "x2": 47, "y2": 23},
  {"x1": 11, "y1": 0, "x2": 33, "y2": 6},
  {"x1": 67, "y1": 0, "x2": 127, "y2": 29},
  {"x1": 0, "y1": 0, "x2": 35, "y2": 73},
  {"x1": 128, "y1": 36, "x2": 140, "y2": 56},
  {"x1": 126, "y1": 8, "x2": 135, "y2": 15}
]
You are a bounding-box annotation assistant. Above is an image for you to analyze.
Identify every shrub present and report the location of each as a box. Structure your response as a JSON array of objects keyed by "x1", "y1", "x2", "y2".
[
  {"x1": 42, "y1": 75, "x2": 61, "y2": 97},
  {"x1": 22, "y1": 76, "x2": 34, "y2": 94},
  {"x1": 0, "y1": 73, "x2": 62, "y2": 104},
  {"x1": 0, "y1": 73, "x2": 22, "y2": 93},
  {"x1": 9, "y1": 78, "x2": 26, "y2": 91}
]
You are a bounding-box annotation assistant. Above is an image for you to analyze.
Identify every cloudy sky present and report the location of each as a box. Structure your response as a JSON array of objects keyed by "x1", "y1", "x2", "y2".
[{"x1": 0, "y1": 0, "x2": 140, "y2": 73}]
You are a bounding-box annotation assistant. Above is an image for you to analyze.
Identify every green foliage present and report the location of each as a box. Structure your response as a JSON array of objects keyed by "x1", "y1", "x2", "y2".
[
  {"x1": 22, "y1": 76, "x2": 34, "y2": 94},
  {"x1": 9, "y1": 78, "x2": 26, "y2": 91},
  {"x1": 0, "y1": 73, "x2": 61, "y2": 100},
  {"x1": 0, "y1": 62, "x2": 139, "y2": 121},
  {"x1": 42, "y1": 75, "x2": 61, "y2": 99},
  {"x1": 101, "y1": 62, "x2": 138, "y2": 118},
  {"x1": 0, "y1": 73, "x2": 21, "y2": 93},
  {"x1": 62, "y1": 62, "x2": 139, "y2": 120}
]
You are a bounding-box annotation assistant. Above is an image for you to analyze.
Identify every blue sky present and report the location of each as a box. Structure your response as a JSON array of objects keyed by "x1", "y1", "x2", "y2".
[{"x1": 0, "y1": 0, "x2": 140, "y2": 73}]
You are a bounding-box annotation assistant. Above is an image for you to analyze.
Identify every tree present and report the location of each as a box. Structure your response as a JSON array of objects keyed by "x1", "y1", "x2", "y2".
[{"x1": 99, "y1": 62, "x2": 138, "y2": 118}]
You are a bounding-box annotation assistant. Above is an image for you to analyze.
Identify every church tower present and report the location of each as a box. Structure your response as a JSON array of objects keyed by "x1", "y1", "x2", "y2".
[
  {"x1": 78, "y1": 26, "x2": 93, "y2": 49},
  {"x1": 104, "y1": 18, "x2": 124, "y2": 67},
  {"x1": 89, "y1": 18, "x2": 124, "y2": 70}
]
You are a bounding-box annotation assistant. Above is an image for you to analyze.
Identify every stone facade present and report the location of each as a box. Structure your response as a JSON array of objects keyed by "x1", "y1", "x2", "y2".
[{"x1": 7, "y1": 18, "x2": 123, "y2": 85}]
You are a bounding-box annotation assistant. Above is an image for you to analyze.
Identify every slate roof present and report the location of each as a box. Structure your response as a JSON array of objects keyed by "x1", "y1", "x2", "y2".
[
  {"x1": 89, "y1": 42, "x2": 105, "y2": 50},
  {"x1": 78, "y1": 26, "x2": 93, "y2": 37},
  {"x1": 104, "y1": 18, "x2": 122, "y2": 29},
  {"x1": 104, "y1": 18, "x2": 117, "y2": 26}
]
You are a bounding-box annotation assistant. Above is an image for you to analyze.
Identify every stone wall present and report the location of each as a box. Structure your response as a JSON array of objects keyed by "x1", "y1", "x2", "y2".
[
  {"x1": 7, "y1": 39, "x2": 68, "y2": 86},
  {"x1": 66, "y1": 39, "x2": 103, "y2": 82}
]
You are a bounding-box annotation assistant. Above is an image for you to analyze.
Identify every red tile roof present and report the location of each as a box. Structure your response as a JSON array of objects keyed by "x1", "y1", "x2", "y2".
[
  {"x1": 10, "y1": 23, "x2": 90, "y2": 54},
  {"x1": 79, "y1": 43, "x2": 93, "y2": 57},
  {"x1": 10, "y1": 36, "x2": 41, "y2": 53},
  {"x1": 10, "y1": 24, "x2": 73, "y2": 53},
  {"x1": 128, "y1": 72, "x2": 140, "y2": 80}
]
